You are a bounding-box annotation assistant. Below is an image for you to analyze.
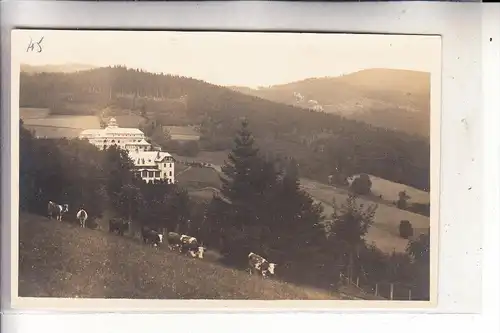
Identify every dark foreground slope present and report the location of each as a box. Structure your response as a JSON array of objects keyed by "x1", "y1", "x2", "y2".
[{"x1": 18, "y1": 213, "x2": 338, "y2": 300}]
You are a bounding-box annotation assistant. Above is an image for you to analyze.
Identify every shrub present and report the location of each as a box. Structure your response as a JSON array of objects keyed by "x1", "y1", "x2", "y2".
[
  {"x1": 350, "y1": 174, "x2": 372, "y2": 195},
  {"x1": 399, "y1": 220, "x2": 414, "y2": 239}
]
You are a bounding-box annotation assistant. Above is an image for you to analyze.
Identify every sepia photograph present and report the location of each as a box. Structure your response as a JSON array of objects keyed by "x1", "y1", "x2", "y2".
[{"x1": 10, "y1": 29, "x2": 440, "y2": 308}]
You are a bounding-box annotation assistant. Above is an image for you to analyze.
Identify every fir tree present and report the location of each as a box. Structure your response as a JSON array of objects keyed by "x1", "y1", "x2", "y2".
[
  {"x1": 271, "y1": 158, "x2": 325, "y2": 262},
  {"x1": 220, "y1": 119, "x2": 259, "y2": 201},
  {"x1": 329, "y1": 194, "x2": 377, "y2": 281},
  {"x1": 19, "y1": 120, "x2": 37, "y2": 211},
  {"x1": 117, "y1": 183, "x2": 143, "y2": 232},
  {"x1": 103, "y1": 145, "x2": 135, "y2": 208},
  {"x1": 406, "y1": 229, "x2": 430, "y2": 299},
  {"x1": 166, "y1": 187, "x2": 192, "y2": 234},
  {"x1": 219, "y1": 119, "x2": 265, "y2": 227},
  {"x1": 214, "y1": 120, "x2": 279, "y2": 259}
]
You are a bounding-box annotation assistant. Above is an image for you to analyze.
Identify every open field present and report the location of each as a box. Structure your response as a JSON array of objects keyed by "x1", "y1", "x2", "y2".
[
  {"x1": 175, "y1": 166, "x2": 222, "y2": 190},
  {"x1": 189, "y1": 187, "x2": 221, "y2": 202},
  {"x1": 172, "y1": 151, "x2": 229, "y2": 166},
  {"x1": 21, "y1": 115, "x2": 100, "y2": 129},
  {"x1": 174, "y1": 163, "x2": 190, "y2": 175},
  {"x1": 293, "y1": 179, "x2": 429, "y2": 254},
  {"x1": 18, "y1": 212, "x2": 339, "y2": 300},
  {"x1": 20, "y1": 108, "x2": 101, "y2": 138},
  {"x1": 164, "y1": 126, "x2": 200, "y2": 141},
  {"x1": 23, "y1": 125, "x2": 84, "y2": 139},
  {"x1": 354, "y1": 174, "x2": 430, "y2": 204},
  {"x1": 20, "y1": 107, "x2": 51, "y2": 119}
]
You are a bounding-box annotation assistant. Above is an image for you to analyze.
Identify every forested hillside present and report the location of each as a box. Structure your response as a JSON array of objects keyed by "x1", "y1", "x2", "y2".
[
  {"x1": 20, "y1": 66, "x2": 430, "y2": 191},
  {"x1": 229, "y1": 69, "x2": 430, "y2": 137}
]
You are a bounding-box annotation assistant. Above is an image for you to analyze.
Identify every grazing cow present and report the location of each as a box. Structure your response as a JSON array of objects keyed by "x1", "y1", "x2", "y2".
[
  {"x1": 188, "y1": 245, "x2": 206, "y2": 259},
  {"x1": 47, "y1": 201, "x2": 69, "y2": 221},
  {"x1": 248, "y1": 252, "x2": 277, "y2": 278},
  {"x1": 180, "y1": 234, "x2": 205, "y2": 259},
  {"x1": 109, "y1": 218, "x2": 129, "y2": 236},
  {"x1": 166, "y1": 232, "x2": 182, "y2": 251},
  {"x1": 76, "y1": 209, "x2": 88, "y2": 228},
  {"x1": 141, "y1": 226, "x2": 163, "y2": 247}
]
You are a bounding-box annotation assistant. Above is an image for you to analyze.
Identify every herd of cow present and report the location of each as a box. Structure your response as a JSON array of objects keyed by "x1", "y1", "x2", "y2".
[{"x1": 46, "y1": 201, "x2": 277, "y2": 278}]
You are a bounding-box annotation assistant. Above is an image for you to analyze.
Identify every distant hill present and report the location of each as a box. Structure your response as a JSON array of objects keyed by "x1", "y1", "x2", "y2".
[
  {"x1": 18, "y1": 66, "x2": 431, "y2": 191},
  {"x1": 21, "y1": 63, "x2": 97, "y2": 74},
  {"x1": 229, "y1": 69, "x2": 430, "y2": 137},
  {"x1": 18, "y1": 212, "x2": 339, "y2": 300}
]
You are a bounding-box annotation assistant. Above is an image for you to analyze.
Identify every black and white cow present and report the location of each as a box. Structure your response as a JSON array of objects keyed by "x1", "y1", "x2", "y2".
[
  {"x1": 180, "y1": 234, "x2": 205, "y2": 259},
  {"x1": 76, "y1": 209, "x2": 88, "y2": 228},
  {"x1": 141, "y1": 226, "x2": 163, "y2": 247},
  {"x1": 47, "y1": 201, "x2": 69, "y2": 221},
  {"x1": 109, "y1": 218, "x2": 129, "y2": 236},
  {"x1": 248, "y1": 252, "x2": 277, "y2": 278},
  {"x1": 166, "y1": 232, "x2": 183, "y2": 251}
]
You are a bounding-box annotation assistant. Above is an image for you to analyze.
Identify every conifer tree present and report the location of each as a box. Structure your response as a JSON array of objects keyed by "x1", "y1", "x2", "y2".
[
  {"x1": 103, "y1": 145, "x2": 135, "y2": 208},
  {"x1": 219, "y1": 119, "x2": 264, "y2": 227},
  {"x1": 406, "y1": 229, "x2": 430, "y2": 299},
  {"x1": 214, "y1": 120, "x2": 279, "y2": 259},
  {"x1": 272, "y1": 158, "x2": 325, "y2": 262},
  {"x1": 329, "y1": 194, "x2": 377, "y2": 281}
]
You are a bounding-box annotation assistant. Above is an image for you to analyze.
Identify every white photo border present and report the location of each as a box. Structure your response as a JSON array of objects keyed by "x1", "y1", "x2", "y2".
[{"x1": 0, "y1": 0, "x2": 491, "y2": 323}]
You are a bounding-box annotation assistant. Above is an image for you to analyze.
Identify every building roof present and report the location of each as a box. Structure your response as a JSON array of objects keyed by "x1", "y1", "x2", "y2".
[
  {"x1": 79, "y1": 117, "x2": 145, "y2": 138},
  {"x1": 79, "y1": 129, "x2": 102, "y2": 136},
  {"x1": 128, "y1": 150, "x2": 173, "y2": 166},
  {"x1": 135, "y1": 168, "x2": 161, "y2": 172},
  {"x1": 126, "y1": 139, "x2": 150, "y2": 146},
  {"x1": 80, "y1": 127, "x2": 144, "y2": 136}
]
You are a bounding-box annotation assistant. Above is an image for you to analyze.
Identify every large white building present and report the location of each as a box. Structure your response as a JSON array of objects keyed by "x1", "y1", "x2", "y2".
[
  {"x1": 79, "y1": 117, "x2": 151, "y2": 152},
  {"x1": 79, "y1": 118, "x2": 175, "y2": 184}
]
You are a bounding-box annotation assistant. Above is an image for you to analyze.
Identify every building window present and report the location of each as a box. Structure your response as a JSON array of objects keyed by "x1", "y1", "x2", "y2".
[
  {"x1": 164, "y1": 163, "x2": 166, "y2": 167},
  {"x1": 148, "y1": 171, "x2": 154, "y2": 178},
  {"x1": 169, "y1": 163, "x2": 172, "y2": 168},
  {"x1": 142, "y1": 170, "x2": 147, "y2": 177},
  {"x1": 163, "y1": 172, "x2": 167, "y2": 178},
  {"x1": 169, "y1": 171, "x2": 172, "y2": 176},
  {"x1": 154, "y1": 171, "x2": 160, "y2": 178}
]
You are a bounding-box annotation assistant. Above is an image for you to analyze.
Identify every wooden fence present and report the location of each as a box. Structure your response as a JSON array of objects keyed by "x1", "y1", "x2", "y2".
[{"x1": 339, "y1": 273, "x2": 416, "y2": 300}]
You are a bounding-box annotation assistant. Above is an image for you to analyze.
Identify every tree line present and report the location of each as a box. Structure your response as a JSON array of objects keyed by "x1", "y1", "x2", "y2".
[
  {"x1": 19, "y1": 118, "x2": 430, "y2": 300},
  {"x1": 19, "y1": 119, "x2": 193, "y2": 235},
  {"x1": 20, "y1": 66, "x2": 430, "y2": 191}
]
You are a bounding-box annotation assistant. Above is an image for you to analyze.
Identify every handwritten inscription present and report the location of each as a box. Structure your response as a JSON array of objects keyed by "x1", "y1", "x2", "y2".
[{"x1": 26, "y1": 36, "x2": 44, "y2": 53}]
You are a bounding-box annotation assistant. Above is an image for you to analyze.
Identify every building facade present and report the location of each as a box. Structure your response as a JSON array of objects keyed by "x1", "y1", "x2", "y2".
[
  {"x1": 79, "y1": 117, "x2": 151, "y2": 152},
  {"x1": 128, "y1": 150, "x2": 175, "y2": 184},
  {"x1": 80, "y1": 118, "x2": 175, "y2": 184}
]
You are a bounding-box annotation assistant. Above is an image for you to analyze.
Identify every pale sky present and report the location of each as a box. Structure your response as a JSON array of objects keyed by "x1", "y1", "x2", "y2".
[{"x1": 15, "y1": 30, "x2": 440, "y2": 88}]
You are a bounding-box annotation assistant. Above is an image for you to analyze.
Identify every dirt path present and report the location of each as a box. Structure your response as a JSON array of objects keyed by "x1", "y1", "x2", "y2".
[{"x1": 175, "y1": 166, "x2": 192, "y2": 177}]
